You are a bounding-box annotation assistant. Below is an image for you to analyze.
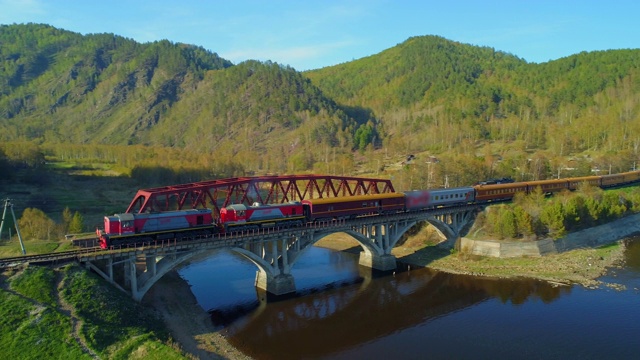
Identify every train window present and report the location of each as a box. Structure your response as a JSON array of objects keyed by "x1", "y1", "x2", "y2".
[{"x1": 239, "y1": 210, "x2": 245, "y2": 217}]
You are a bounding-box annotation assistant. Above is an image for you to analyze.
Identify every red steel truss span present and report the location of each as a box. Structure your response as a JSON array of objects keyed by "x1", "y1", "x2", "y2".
[{"x1": 125, "y1": 174, "x2": 395, "y2": 217}]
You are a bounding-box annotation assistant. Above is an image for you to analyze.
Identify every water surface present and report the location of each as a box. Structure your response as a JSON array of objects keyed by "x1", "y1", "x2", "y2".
[{"x1": 179, "y1": 238, "x2": 640, "y2": 359}]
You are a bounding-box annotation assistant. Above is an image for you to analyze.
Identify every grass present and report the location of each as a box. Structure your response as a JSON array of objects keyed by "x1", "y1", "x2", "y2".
[
  {"x1": 0, "y1": 264, "x2": 189, "y2": 359},
  {"x1": 0, "y1": 238, "x2": 76, "y2": 258},
  {"x1": 1, "y1": 268, "x2": 89, "y2": 359},
  {"x1": 0, "y1": 290, "x2": 89, "y2": 359}
]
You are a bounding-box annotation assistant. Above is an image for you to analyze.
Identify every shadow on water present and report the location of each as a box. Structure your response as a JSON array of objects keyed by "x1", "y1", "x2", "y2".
[
  {"x1": 220, "y1": 265, "x2": 569, "y2": 360},
  {"x1": 208, "y1": 276, "x2": 368, "y2": 327}
]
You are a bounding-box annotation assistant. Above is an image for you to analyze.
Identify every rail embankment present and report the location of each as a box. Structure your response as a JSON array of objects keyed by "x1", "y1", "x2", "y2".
[{"x1": 460, "y1": 212, "x2": 640, "y2": 258}]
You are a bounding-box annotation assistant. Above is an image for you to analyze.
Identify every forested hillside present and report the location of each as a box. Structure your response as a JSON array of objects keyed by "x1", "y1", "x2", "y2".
[
  {"x1": 2, "y1": 24, "x2": 640, "y2": 191},
  {"x1": 0, "y1": 24, "x2": 366, "y2": 175},
  {"x1": 306, "y1": 36, "x2": 640, "y2": 188}
]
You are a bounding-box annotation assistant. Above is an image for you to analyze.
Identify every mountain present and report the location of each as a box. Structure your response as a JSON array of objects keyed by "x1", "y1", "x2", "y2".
[
  {"x1": 2, "y1": 24, "x2": 640, "y2": 186},
  {"x1": 0, "y1": 24, "x2": 363, "y2": 166}
]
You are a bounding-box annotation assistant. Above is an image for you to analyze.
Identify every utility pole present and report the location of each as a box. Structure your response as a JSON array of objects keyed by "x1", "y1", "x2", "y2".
[{"x1": 0, "y1": 199, "x2": 26, "y2": 255}]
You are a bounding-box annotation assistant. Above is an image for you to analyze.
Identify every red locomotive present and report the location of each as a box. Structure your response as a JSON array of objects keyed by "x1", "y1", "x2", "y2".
[
  {"x1": 219, "y1": 202, "x2": 305, "y2": 232},
  {"x1": 97, "y1": 208, "x2": 216, "y2": 248}
]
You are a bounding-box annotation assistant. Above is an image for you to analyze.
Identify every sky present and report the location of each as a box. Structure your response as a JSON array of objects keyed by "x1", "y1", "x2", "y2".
[{"x1": 1, "y1": 0, "x2": 640, "y2": 71}]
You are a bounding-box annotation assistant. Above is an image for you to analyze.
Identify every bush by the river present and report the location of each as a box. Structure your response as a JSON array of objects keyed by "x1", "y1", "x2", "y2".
[{"x1": 477, "y1": 184, "x2": 640, "y2": 240}]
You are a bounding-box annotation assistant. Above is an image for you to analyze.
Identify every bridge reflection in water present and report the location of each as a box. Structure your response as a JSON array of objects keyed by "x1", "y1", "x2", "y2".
[{"x1": 180, "y1": 247, "x2": 567, "y2": 360}]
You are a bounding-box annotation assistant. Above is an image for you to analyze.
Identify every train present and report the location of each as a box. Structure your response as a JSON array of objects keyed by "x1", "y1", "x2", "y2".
[{"x1": 95, "y1": 170, "x2": 640, "y2": 249}]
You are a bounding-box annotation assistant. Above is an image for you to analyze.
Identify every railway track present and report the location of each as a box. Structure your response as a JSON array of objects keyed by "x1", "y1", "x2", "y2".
[{"x1": 0, "y1": 248, "x2": 103, "y2": 268}]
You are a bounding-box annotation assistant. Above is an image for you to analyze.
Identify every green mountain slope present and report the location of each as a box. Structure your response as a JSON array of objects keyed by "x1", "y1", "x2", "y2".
[
  {"x1": 0, "y1": 25, "x2": 361, "y2": 154},
  {"x1": 2, "y1": 25, "x2": 640, "y2": 186}
]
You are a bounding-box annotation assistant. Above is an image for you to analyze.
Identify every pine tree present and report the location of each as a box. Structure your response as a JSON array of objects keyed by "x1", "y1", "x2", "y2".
[{"x1": 68, "y1": 211, "x2": 84, "y2": 234}]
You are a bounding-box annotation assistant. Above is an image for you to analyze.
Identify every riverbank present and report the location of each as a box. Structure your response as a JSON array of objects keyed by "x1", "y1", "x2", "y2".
[
  {"x1": 143, "y1": 270, "x2": 251, "y2": 360},
  {"x1": 389, "y1": 212, "x2": 640, "y2": 288}
]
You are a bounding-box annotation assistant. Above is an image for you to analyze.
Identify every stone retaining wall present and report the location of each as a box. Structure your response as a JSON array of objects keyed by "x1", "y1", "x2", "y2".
[{"x1": 459, "y1": 212, "x2": 640, "y2": 258}]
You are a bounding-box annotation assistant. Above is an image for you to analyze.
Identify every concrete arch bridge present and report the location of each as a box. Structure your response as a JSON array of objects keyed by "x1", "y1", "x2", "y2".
[{"x1": 80, "y1": 205, "x2": 479, "y2": 301}]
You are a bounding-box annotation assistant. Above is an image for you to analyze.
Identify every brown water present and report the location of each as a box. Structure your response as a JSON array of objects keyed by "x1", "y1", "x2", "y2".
[{"x1": 179, "y1": 238, "x2": 640, "y2": 359}]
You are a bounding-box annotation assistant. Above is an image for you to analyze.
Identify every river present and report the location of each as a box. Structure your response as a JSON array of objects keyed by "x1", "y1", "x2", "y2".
[{"x1": 178, "y1": 237, "x2": 640, "y2": 359}]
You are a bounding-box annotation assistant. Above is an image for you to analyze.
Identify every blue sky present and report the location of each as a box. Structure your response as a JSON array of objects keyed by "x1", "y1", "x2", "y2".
[{"x1": 2, "y1": 0, "x2": 639, "y2": 71}]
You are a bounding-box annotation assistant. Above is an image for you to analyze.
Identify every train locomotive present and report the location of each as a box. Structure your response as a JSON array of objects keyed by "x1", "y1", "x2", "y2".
[
  {"x1": 96, "y1": 170, "x2": 640, "y2": 249},
  {"x1": 96, "y1": 208, "x2": 216, "y2": 248},
  {"x1": 219, "y1": 201, "x2": 306, "y2": 232}
]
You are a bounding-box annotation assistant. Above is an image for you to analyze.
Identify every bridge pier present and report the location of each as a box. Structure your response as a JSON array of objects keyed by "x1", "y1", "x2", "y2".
[
  {"x1": 255, "y1": 271, "x2": 296, "y2": 296},
  {"x1": 358, "y1": 252, "x2": 397, "y2": 271},
  {"x1": 233, "y1": 235, "x2": 303, "y2": 297}
]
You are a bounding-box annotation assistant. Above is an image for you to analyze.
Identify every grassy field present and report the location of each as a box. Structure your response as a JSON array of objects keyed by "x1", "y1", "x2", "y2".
[
  {"x1": 1, "y1": 161, "x2": 148, "y2": 255},
  {"x1": 0, "y1": 264, "x2": 190, "y2": 359}
]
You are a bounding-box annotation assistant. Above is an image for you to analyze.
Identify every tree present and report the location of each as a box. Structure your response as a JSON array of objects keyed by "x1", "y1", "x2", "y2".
[
  {"x1": 540, "y1": 201, "x2": 566, "y2": 238},
  {"x1": 513, "y1": 205, "x2": 534, "y2": 237},
  {"x1": 497, "y1": 207, "x2": 518, "y2": 239},
  {"x1": 68, "y1": 211, "x2": 84, "y2": 234},
  {"x1": 62, "y1": 207, "x2": 73, "y2": 232},
  {"x1": 18, "y1": 208, "x2": 57, "y2": 240}
]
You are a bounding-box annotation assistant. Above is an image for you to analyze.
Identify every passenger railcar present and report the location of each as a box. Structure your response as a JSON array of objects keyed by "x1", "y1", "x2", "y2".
[
  {"x1": 219, "y1": 201, "x2": 305, "y2": 231},
  {"x1": 98, "y1": 208, "x2": 215, "y2": 248},
  {"x1": 526, "y1": 179, "x2": 569, "y2": 194},
  {"x1": 601, "y1": 171, "x2": 640, "y2": 188},
  {"x1": 567, "y1": 176, "x2": 601, "y2": 190},
  {"x1": 302, "y1": 193, "x2": 406, "y2": 221},
  {"x1": 404, "y1": 187, "x2": 475, "y2": 210},
  {"x1": 474, "y1": 182, "x2": 528, "y2": 202}
]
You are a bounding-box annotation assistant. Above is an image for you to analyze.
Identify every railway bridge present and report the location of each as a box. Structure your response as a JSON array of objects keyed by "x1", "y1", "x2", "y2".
[
  {"x1": 1, "y1": 174, "x2": 479, "y2": 301},
  {"x1": 76, "y1": 204, "x2": 478, "y2": 301}
]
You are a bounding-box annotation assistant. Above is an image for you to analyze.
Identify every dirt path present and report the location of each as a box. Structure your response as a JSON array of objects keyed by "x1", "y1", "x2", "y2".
[
  {"x1": 55, "y1": 272, "x2": 101, "y2": 359},
  {"x1": 143, "y1": 271, "x2": 250, "y2": 360}
]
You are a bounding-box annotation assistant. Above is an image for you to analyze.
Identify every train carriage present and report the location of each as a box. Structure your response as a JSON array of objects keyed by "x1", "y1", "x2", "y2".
[
  {"x1": 404, "y1": 187, "x2": 475, "y2": 210},
  {"x1": 302, "y1": 193, "x2": 406, "y2": 221},
  {"x1": 474, "y1": 182, "x2": 528, "y2": 202},
  {"x1": 600, "y1": 173, "x2": 625, "y2": 188},
  {"x1": 567, "y1": 176, "x2": 601, "y2": 190},
  {"x1": 525, "y1": 179, "x2": 569, "y2": 194},
  {"x1": 602, "y1": 170, "x2": 640, "y2": 188}
]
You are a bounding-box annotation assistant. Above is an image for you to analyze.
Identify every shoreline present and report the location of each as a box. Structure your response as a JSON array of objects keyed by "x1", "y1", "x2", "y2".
[{"x1": 143, "y1": 270, "x2": 251, "y2": 360}]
